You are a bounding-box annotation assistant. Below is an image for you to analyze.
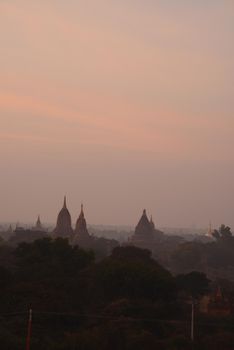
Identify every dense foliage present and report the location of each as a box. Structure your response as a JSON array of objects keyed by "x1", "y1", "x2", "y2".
[
  {"x1": 0, "y1": 238, "x2": 232, "y2": 349},
  {"x1": 171, "y1": 226, "x2": 234, "y2": 274}
]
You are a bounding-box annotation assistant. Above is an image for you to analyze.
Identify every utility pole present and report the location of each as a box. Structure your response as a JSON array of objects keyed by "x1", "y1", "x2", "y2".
[
  {"x1": 191, "y1": 300, "x2": 194, "y2": 342},
  {"x1": 26, "y1": 309, "x2": 32, "y2": 350}
]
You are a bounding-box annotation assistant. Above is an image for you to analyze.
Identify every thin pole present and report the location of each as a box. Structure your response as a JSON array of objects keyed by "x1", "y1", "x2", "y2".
[
  {"x1": 191, "y1": 301, "x2": 194, "y2": 342},
  {"x1": 26, "y1": 309, "x2": 32, "y2": 350}
]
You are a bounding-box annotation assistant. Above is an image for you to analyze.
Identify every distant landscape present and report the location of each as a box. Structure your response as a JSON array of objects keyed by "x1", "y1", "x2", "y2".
[{"x1": 1, "y1": 0, "x2": 233, "y2": 348}]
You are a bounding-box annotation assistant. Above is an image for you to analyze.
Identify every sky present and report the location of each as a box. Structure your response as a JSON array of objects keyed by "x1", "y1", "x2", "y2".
[{"x1": 0, "y1": 0, "x2": 234, "y2": 229}]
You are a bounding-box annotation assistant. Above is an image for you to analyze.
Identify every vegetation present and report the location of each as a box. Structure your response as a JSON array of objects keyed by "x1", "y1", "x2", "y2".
[
  {"x1": 171, "y1": 225, "x2": 234, "y2": 275},
  {"x1": 0, "y1": 237, "x2": 233, "y2": 349},
  {"x1": 212, "y1": 224, "x2": 232, "y2": 240}
]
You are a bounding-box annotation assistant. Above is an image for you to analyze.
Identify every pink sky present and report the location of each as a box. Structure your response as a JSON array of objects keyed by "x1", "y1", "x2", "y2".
[{"x1": 0, "y1": 0, "x2": 234, "y2": 228}]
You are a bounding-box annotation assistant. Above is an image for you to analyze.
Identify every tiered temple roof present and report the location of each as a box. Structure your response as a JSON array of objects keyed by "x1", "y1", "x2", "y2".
[{"x1": 53, "y1": 196, "x2": 73, "y2": 237}]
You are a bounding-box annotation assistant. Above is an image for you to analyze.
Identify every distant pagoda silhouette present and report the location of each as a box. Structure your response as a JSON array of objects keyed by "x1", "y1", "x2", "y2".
[
  {"x1": 74, "y1": 204, "x2": 90, "y2": 237},
  {"x1": 205, "y1": 221, "x2": 214, "y2": 238},
  {"x1": 32, "y1": 215, "x2": 44, "y2": 232},
  {"x1": 73, "y1": 204, "x2": 92, "y2": 246},
  {"x1": 132, "y1": 209, "x2": 163, "y2": 244},
  {"x1": 53, "y1": 196, "x2": 73, "y2": 237},
  {"x1": 134, "y1": 209, "x2": 154, "y2": 238}
]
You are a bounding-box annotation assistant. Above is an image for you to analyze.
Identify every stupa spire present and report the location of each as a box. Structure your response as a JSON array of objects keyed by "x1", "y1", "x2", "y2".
[
  {"x1": 75, "y1": 203, "x2": 89, "y2": 237},
  {"x1": 54, "y1": 196, "x2": 73, "y2": 237},
  {"x1": 63, "y1": 196, "x2": 67, "y2": 209},
  {"x1": 150, "y1": 215, "x2": 155, "y2": 230},
  {"x1": 37, "y1": 215, "x2": 41, "y2": 225}
]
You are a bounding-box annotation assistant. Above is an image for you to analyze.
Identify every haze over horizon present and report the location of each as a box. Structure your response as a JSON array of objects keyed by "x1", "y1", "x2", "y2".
[{"x1": 1, "y1": 1, "x2": 234, "y2": 228}]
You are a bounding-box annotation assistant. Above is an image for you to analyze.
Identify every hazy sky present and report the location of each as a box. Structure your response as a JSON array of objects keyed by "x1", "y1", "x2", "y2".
[{"x1": 1, "y1": 0, "x2": 234, "y2": 228}]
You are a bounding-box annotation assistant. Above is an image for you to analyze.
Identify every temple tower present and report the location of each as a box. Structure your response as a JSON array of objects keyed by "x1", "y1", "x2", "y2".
[
  {"x1": 132, "y1": 209, "x2": 164, "y2": 245},
  {"x1": 35, "y1": 215, "x2": 43, "y2": 231},
  {"x1": 150, "y1": 215, "x2": 155, "y2": 230},
  {"x1": 74, "y1": 204, "x2": 90, "y2": 238},
  {"x1": 134, "y1": 209, "x2": 154, "y2": 238},
  {"x1": 54, "y1": 196, "x2": 73, "y2": 237}
]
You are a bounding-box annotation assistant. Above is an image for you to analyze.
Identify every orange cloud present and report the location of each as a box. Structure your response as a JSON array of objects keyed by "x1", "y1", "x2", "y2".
[{"x1": 0, "y1": 91, "x2": 186, "y2": 156}]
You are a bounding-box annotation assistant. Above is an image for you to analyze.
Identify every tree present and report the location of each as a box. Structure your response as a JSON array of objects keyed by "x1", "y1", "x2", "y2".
[
  {"x1": 87, "y1": 246, "x2": 176, "y2": 302},
  {"x1": 212, "y1": 224, "x2": 232, "y2": 240},
  {"x1": 171, "y1": 242, "x2": 204, "y2": 273},
  {"x1": 11, "y1": 238, "x2": 95, "y2": 312},
  {"x1": 176, "y1": 271, "x2": 210, "y2": 299},
  {"x1": 15, "y1": 237, "x2": 94, "y2": 280}
]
